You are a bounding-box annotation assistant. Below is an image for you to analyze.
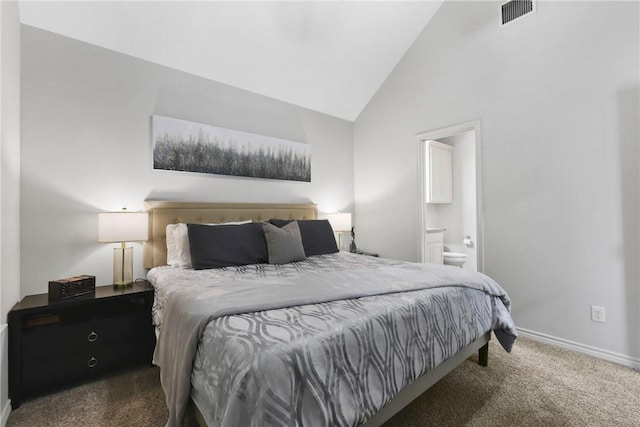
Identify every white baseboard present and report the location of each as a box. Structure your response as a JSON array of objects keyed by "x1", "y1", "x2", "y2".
[
  {"x1": 1, "y1": 400, "x2": 10, "y2": 427},
  {"x1": 518, "y1": 327, "x2": 640, "y2": 371}
]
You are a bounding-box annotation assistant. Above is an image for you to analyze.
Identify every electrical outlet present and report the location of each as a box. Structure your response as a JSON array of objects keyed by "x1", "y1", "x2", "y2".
[{"x1": 591, "y1": 305, "x2": 606, "y2": 323}]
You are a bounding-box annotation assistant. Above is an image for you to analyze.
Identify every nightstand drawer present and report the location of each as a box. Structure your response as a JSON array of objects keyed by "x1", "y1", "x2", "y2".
[
  {"x1": 22, "y1": 312, "x2": 151, "y2": 361},
  {"x1": 22, "y1": 341, "x2": 151, "y2": 395}
]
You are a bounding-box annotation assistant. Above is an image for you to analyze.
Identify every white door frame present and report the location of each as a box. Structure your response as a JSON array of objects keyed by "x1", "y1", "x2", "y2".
[{"x1": 416, "y1": 120, "x2": 484, "y2": 272}]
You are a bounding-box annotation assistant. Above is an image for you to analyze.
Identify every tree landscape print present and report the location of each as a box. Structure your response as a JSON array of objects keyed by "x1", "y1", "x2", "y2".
[{"x1": 152, "y1": 115, "x2": 311, "y2": 182}]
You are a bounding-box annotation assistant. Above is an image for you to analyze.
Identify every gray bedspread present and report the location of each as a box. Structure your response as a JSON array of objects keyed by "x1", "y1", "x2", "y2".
[{"x1": 153, "y1": 259, "x2": 516, "y2": 427}]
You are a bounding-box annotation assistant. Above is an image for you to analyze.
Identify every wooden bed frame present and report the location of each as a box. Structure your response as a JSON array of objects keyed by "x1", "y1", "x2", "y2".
[{"x1": 143, "y1": 201, "x2": 490, "y2": 427}]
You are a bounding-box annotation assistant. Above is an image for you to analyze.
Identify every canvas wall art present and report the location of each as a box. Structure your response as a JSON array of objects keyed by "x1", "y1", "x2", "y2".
[{"x1": 152, "y1": 115, "x2": 311, "y2": 182}]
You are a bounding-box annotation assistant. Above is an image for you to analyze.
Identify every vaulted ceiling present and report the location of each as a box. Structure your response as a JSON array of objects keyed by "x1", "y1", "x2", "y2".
[{"x1": 19, "y1": 1, "x2": 443, "y2": 121}]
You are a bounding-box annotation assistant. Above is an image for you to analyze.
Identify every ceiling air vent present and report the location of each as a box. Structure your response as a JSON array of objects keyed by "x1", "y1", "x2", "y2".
[{"x1": 500, "y1": 0, "x2": 535, "y2": 27}]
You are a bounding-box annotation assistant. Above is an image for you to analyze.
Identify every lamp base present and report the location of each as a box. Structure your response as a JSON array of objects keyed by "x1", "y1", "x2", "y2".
[
  {"x1": 113, "y1": 282, "x2": 133, "y2": 288},
  {"x1": 113, "y1": 246, "x2": 133, "y2": 287}
]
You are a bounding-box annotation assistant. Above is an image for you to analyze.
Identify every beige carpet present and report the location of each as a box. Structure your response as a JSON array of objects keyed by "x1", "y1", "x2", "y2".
[
  {"x1": 7, "y1": 364, "x2": 169, "y2": 427},
  {"x1": 7, "y1": 337, "x2": 640, "y2": 427}
]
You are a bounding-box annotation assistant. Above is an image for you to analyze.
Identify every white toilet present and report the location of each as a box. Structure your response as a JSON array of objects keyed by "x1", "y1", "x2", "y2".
[{"x1": 443, "y1": 251, "x2": 467, "y2": 268}]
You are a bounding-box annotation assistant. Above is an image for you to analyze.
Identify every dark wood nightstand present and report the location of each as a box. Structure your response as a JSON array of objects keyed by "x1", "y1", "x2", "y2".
[{"x1": 8, "y1": 280, "x2": 156, "y2": 408}]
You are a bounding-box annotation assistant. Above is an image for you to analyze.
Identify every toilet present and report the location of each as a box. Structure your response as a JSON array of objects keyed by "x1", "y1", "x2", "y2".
[{"x1": 443, "y1": 251, "x2": 467, "y2": 268}]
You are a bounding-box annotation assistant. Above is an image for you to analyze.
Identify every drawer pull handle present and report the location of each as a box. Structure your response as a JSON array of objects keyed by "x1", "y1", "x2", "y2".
[
  {"x1": 87, "y1": 357, "x2": 98, "y2": 368},
  {"x1": 87, "y1": 331, "x2": 98, "y2": 342}
]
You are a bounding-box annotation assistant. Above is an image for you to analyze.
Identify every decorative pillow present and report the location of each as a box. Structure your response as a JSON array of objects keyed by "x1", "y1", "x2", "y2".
[
  {"x1": 166, "y1": 221, "x2": 251, "y2": 268},
  {"x1": 268, "y1": 219, "x2": 339, "y2": 256},
  {"x1": 187, "y1": 223, "x2": 268, "y2": 269},
  {"x1": 262, "y1": 221, "x2": 306, "y2": 265}
]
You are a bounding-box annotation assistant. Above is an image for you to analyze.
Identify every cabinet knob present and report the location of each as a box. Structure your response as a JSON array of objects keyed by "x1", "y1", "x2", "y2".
[
  {"x1": 87, "y1": 331, "x2": 98, "y2": 342},
  {"x1": 87, "y1": 356, "x2": 98, "y2": 368}
]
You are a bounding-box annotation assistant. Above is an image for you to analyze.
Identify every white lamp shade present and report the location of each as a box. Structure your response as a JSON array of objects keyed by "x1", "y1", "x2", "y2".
[
  {"x1": 327, "y1": 212, "x2": 352, "y2": 232},
  {"x1": 98, "y1": 211, "x2": 149, "y2": 243}
]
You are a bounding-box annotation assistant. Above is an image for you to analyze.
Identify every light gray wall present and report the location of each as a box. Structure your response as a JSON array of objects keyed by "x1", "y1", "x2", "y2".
[
  {"x1": 21, "y1": 26, "x2": 354, "y2": 297},
  {"x1": 354, "y1": 1, "x2": 639, "y2": 359},
  {"x1": 1, "y1": 1, "x2": 20, "y2": 321},
  {"x1": 1, "y1": 1, "x2": 21, "y2": 421}
]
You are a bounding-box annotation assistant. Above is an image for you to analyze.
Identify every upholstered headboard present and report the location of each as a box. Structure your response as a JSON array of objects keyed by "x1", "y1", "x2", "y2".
[{"x1": 142, "y1": 201, "x2": 318, "y2": 269}]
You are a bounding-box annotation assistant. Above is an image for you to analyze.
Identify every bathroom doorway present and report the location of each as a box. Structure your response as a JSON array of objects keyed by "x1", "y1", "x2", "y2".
[{"x1": 417, "y1": 121, "x2": 484, "y2": 272}]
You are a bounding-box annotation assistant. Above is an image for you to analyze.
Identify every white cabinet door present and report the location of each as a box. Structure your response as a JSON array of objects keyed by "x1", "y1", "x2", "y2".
[
  {"x1": 427, "y1": 141, "x2": 453, "y2": 204},
  {"x1": 425, "y1": 231, "x2": 444, "y2": 264},
  {"x1": 428, "y1": 244, "x2": 443, "y2": 264}
]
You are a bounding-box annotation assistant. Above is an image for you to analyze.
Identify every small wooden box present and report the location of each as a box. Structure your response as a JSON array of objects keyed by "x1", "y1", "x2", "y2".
[{"x1": 48, "y1": 275, "x2": 96, "y2": 301}]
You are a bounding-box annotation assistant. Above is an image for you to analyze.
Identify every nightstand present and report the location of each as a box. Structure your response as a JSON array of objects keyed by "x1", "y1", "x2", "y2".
[{"x1": 8, "y1": 280, "x2": 156, "y2": 408}]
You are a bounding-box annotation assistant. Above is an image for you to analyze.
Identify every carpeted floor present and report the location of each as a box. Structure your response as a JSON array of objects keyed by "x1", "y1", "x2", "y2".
[{"x1": 7, "y1": 337, "x2": 640, "y2": 427}]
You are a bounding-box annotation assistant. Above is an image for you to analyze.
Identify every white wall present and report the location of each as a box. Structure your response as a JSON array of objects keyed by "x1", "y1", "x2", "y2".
[
  {"x1": 21, "y1": 26, "x2": 354, "y2": 296},
  {"x1": 1, "y1": 2, "x2": 20, "y2": 322},
  {"x1": 1, "y1": 0, "x2": 21, "y2": 421},
  {"x1": 354, "y1": 1, "x2": 639, "y2": 361}
]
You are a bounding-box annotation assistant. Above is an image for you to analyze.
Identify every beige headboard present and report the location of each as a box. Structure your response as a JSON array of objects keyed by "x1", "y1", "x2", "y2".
[{"x1": 143, "y1": 201, "x2": 318, "y2": 269}]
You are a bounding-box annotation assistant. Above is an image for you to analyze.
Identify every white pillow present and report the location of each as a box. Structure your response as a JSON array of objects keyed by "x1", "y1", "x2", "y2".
[{"x1": 166, "y1": 221, "x2": 251, "y2": 268}]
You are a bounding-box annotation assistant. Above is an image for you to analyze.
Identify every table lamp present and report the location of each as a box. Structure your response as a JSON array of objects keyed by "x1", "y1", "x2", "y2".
[{"x1": 98, "y1": 209, "x2": 149, "y2": 286}]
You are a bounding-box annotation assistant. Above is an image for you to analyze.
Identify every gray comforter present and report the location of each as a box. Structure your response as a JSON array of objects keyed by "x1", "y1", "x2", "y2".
[{"x1": 153, "y1": 260, "x2": 516, "y2": 427}]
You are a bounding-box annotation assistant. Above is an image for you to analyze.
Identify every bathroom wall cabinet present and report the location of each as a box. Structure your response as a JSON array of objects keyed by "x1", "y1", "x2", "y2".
[
  {"x1": 425, "y1": 230, "x2": 444, "y2": 264},
  {"x1": 426, "y1": 141, "x2": 453, "y2": 204}
]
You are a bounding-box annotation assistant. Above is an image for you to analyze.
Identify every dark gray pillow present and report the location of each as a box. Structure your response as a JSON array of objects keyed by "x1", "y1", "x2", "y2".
[
  {"x1": 268, "y1": 219, "x2": 339, "y2": 256},
  {"x1": 187, "y1": 223, "x2": 267, "y2": 269},
  {"x1": 262, "y1": 221, "x2": 307, "y2": 264}
]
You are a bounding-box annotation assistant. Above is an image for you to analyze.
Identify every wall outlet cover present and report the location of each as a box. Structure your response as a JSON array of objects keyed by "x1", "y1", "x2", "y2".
[{"x1": 591, "y1": 305, "x2": 606, "y2": 323}]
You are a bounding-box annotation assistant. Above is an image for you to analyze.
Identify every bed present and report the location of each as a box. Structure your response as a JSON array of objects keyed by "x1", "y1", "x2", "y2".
[{"x1": 143, "y1": 201, "x2": 517, "y2": 427}]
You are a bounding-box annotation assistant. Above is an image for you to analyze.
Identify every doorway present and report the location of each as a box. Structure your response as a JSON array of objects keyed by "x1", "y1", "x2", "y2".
[{"x1": 417, "y1": 121, "x2": 484, "y2": 272}]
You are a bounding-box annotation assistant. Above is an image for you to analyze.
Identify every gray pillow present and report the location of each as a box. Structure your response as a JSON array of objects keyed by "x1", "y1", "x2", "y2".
[
  {"x1": 268, "y1": 219, "x2": 338, "y2": 256},
  {"x1": 262, "y1": 221, "x2": 307, "y2": 264}
]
